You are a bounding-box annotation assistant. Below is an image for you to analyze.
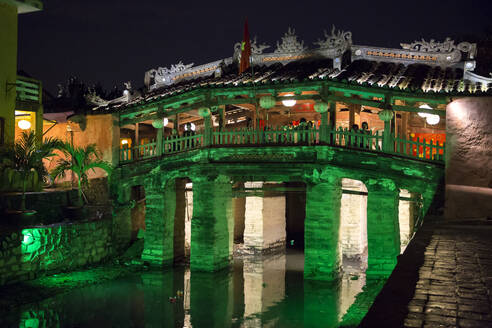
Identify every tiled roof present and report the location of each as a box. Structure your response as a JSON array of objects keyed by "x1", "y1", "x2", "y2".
[{"x1": 93, "y1": 58, "x2": 492, "y2": 114}]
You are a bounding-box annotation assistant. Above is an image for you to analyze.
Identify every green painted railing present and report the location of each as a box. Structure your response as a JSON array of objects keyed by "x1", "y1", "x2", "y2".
[
  {"x1": 163, "y1": 133, "x2": 203, "y2": 154},
  {"x1": 119, "y1": 126, "x2": 445, "y2": 164},
  {"x1": 120, "y1": 141, "x2": 157, "y2": 162}
]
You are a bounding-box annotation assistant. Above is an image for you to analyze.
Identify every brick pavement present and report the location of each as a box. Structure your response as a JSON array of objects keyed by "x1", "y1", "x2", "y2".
[{"x1": 360, "y1": 218, "x2": 492, "y2": 328}]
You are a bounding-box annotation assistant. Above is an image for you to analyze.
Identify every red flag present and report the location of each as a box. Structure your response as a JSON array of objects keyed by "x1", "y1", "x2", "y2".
[{"x1": 239, "y1": 19, "x2": 251, "y2": 74}]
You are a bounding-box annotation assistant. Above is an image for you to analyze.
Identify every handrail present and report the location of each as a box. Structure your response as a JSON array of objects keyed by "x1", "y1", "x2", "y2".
[{"x1": 119, "y1": 126, "x2": 445, "y2": 164}]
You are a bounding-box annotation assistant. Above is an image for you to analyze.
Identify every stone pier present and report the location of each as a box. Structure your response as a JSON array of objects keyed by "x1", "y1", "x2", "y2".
[
  {"x1": 340, "y1": 178, "x2": 368, "y2": 259},
  {"x1": 304, "y1": 174, "x2": 342, "y2": 281},
  {"x1": 366, "y1": 178, "x2": 400, "y2": 276},
  {"x1": 141, "y1": 179, "x2": 176, "y2": 266},
  {"x1": 174, "y1": 179, "x2": 187, "y2": 261},
  {"x1": 243, "y1": 182, "x2": 286, "y2": 253},
  {"x1": 398, "y1": 189, "x2": 416, "y2": 252},
  {"x1": 190, "y1": 174, "x2": 233, "y2": 271}
]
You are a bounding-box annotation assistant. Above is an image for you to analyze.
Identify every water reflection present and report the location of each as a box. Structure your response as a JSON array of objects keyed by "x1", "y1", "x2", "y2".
[{"x1": 6, "y1": 250, "x2": 384, "y2": 328}]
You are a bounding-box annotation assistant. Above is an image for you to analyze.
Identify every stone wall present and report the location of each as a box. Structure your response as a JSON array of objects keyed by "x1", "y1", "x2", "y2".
[
  {"x1": 446, "y1": 97, "x2": 492, "y2": 219},
  {"x1": 0, "y1": 219, "x2": 112, "y2": 286}
]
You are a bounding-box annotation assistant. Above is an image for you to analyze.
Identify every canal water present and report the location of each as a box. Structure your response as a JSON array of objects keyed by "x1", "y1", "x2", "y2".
[{"x1": 6, "y1": 250, "x2": 383, "y2": 328}]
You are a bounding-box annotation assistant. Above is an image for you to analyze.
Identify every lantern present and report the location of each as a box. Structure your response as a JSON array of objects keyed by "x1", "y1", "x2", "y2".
[
  {"x1": 281, "y1": 94, "x2": 296, "y2": 107},
  {"x1": 378, "y1": 109, "x2": 394, "y2": 121},
  {"x1": 198, "y1": 107, "x2": 211, "y2": 117},
  {"x1": 426, "y1": 114, "x2": 440, "y2": 125},
  {"x1": 259, "y1": 95, "x2": 276, "y2": 109},
  {"x1": 18, "y1": 120, "x2": 31, "y2": 130},
  {"x1": 314, "y1": 101, "x2": 328, "y2": 113},
  {"x1": 152, "y1": 117, "x2": 168, "y2": 128},
  {"x1": 418, "y1": 104, "x2": 432, "y2": 118}
]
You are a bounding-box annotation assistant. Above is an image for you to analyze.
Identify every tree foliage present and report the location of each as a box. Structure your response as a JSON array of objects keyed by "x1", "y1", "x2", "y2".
[{"x1": 51, "y1": 142, "x2": 112, "y2": 205}]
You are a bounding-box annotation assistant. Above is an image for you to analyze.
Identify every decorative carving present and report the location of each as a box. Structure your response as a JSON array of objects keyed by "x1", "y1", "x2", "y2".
[
  {"x1": 147, "y1": 61, "x2": 194, "y2": 85},
  {"x1": 85, "y1": 90, "x2": 109, "y2": 107},
  {"x1": 314, "y1": 25, "x2": 352, "y2": 49},
  {"x1": 274, "y1": 27, "x2": 307, "y2": 53},
  {"x1": 400, "y1": 37, "x2": 474, "y2": 54},
  {"x1": 85, "y1": 82, "x2": 131, "y2": 107},
  {"x1": 234, "y1": 36, "x2": 270, "y2": 57}
]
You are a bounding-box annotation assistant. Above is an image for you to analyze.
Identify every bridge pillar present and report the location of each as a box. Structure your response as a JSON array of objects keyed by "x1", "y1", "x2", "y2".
[
  {"x1": 304, "y1": 172, "x2": 342, "y2": 281},
  {"x1": 141, "y1": 179, "x2": 176, "y2": 266},
  {"x1": 366, "y1": 178, "x2": 400, "y2": 276},
  {"x1": 191, "y1": 174, "x2": 233, "y2": 271},
  {"x1": 243, "y1": 182, "x2": 286, "y2": 253}
]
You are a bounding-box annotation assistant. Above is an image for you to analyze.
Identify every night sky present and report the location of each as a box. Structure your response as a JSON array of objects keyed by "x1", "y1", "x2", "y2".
[{"x1": 17, "y1": 0, "x2": 492, "y2": 95}]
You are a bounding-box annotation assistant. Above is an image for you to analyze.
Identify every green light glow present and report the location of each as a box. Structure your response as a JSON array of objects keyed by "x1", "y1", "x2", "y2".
[{"x1": 22, "y1": 232, "x2": 34, "y2": 245}]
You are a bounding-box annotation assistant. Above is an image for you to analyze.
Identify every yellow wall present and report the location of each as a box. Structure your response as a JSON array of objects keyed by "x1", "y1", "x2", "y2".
[
  {"x1": 43, "y1": 114, "x2": 117, "y2": 184},
  {"x1": 0, "y1": 1, "x2": 18, "y2": 145}
]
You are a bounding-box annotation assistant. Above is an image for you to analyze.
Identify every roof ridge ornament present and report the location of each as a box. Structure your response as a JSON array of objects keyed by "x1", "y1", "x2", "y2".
[
  {"x1": 146, "y1": 61, "x2": 194, "y2": 87},
  {"x1": 274, "y1": 27, "x2": 307, "y2": 53},
  {"x1": 400, "y1": 37, "x2": 475, "y2": 55},
  {"x1": 234, "y1": 36, "x2": 270, "y2": 58},
  {"x1": 314, "y1": 25, "x2": 352, "y2": 50}
]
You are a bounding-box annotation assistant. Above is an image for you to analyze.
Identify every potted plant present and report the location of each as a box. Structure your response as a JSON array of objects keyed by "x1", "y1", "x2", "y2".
[
  {"x1": 51, "y1": 142, "x2": 112, "y2": 219},
  {"x1": 1, "y1": 131, "x2": 62, "y2": 225}
]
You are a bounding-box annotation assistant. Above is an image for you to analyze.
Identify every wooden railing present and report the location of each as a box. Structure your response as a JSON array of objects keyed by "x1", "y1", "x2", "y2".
[
  {"x1": 119, "y1": 126, "x2": 445, "y2": 164},
  {"x1": 162, "y1": 134, "x2": 203, "y2": 154}
]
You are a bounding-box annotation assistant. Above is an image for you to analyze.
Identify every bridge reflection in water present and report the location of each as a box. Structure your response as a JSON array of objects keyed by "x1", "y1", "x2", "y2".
[{"x1": 11, "y1": 251, "x2": 385, "y2": 328}]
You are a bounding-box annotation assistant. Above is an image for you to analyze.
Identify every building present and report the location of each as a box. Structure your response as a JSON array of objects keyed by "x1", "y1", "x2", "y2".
[{"x1": 0, "y1": 0, "x2": 44, "y2": 145}]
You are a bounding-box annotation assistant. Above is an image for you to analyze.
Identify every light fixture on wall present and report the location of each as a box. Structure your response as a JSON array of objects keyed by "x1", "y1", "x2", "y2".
[
  {"x1": 281, "y1": 94, "x2": 296, "y2": 107},
  {"x1": 18, "y1": 120, "x2": 31, "y2": 130}
]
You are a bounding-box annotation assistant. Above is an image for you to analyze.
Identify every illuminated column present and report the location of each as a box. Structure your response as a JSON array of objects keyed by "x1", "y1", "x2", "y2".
[
  {"x1": 243, "y1": 254, "x2": 286, "y2": 327},
  {"x1": 141, "y1": 179, "x2": 176, "y2": 266},
  {"x1": 174, "y1": 179, "x2": 186, "y2": 261},
  {"x1": 398, "y1": 189, "x2": 415, "y2": 253},
  {"x1": 340, "y1": 179, "x2": 367, "y2": 259},
  {"x1": 156, "y1": 126, "x2": 163, "y2": 156},
  {"x1": 233, "y1": 183, "x2": 246, "y2": 243},
  {"x1": 366, "y1": 178, "x2": 400, "y2": 276},
  {"x1": 190, "y1": 174, "x2": 233, "y2": 271},
  {"x1": 243, "y1": 182, "x2": 286, "y2": 252},
  {"x1": 378, "y1": 108, "x2": 394, "y2": 152},
  {"x1": 198, "y1": 106, "x2": 212, "y2": 146},
  {"x1": 190, "y1": 271, "x2": 233, "y2": 328},
  {"x1": 304, "y1": 171, "x2": 342, "y2": 281}
]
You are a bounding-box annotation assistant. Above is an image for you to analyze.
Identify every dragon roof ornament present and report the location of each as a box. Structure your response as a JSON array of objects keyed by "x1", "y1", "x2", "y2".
[
  {"x1": 314, "y1": 25, "x2": 352, "y2": 50},
  {"x1": 274, "y1": 27, "x2": 307, "y2": 53},
  {"x1": 401, "y1": 38, "x2": 476, "y2": 58},
  {"x1": 146, "y1": 61, "x2": 195, "y2": 86}
]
